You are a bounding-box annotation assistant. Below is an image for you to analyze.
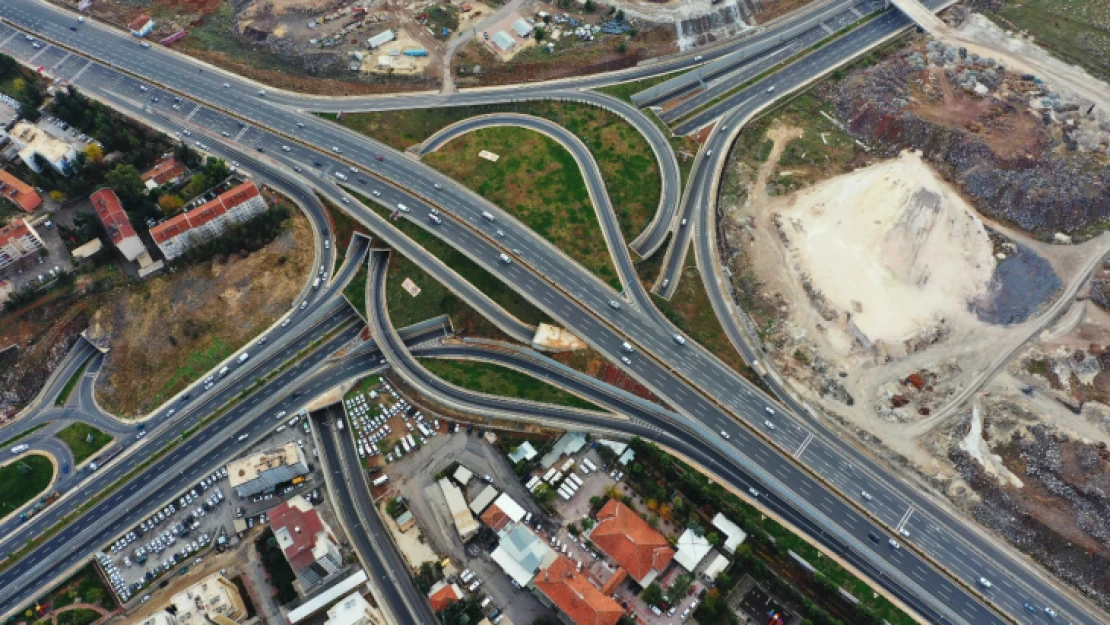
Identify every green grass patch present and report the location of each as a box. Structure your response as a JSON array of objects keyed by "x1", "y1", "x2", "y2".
[
  {"x1": 55, "y1": 608, "x2": 100, "y2": 625},
  {"x1": 326, "y1": 98, "x2": 661, "y2": 249},
  {"x1": 55, "y1": 423, "x2": 113, "y2": 464},
  {"x1": 0, "y1": 454, "x2": 54, "y2": 515},
  {"x1": 423, "y1": 126, "x2": 622, "y2": 290},
  {"x1": 54, "y1": 360, "x2": 90, "y2": 407},
  {"x1": 343, "y1": 264, "x2": 369, "y2": 319},
  {"x1": 0, "y1": 423, "x2": 47, "y2": 449},
  {"x1": 652, "y1": 249, "x2": 769, "y2": 394},
  {"x1": 147, "y1": 337, "x2": 234, "y2": 410},
  {"x1": 347, "y1": 189, "x2": 550, "y2": 329},
  {"x1": 992, "y1": 0, "x2": 1110, "y2": 84},
  {"x1": 421, "y1": 358, "x2": 602, "y2": 412}
]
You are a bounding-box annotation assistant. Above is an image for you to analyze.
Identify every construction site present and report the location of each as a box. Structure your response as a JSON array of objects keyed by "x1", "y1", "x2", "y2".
[{"x1": 719, "y1": 6, "x2": 1110, "y2": 609}]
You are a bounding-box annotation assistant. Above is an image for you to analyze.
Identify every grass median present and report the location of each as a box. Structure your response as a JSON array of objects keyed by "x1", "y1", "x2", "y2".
[
  {"x1": 56, "y1": 423, "x2": 113, "y2": 464},
  {"x1": 324, "y1": 98, "x2": 661, "y2": 250},
  {"x1": 420, "y1": 358, "x2": 603, "y2": 412},
  {"x1": 0, "y1": 454, "x2": 54, "y2": 515}
]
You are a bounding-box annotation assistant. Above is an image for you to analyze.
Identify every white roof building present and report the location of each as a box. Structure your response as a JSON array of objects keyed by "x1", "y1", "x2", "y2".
[
  {"x1": 367, "y1": 30, "x2": 395, "y2": 48},
  {"x1": 508, "y1": 441, "x2": 537, "y2": 464},
  {"x1": 703, "y1": 552, "x2": 729, "y2": 580},
  {"x1": 490, "y1": 523, "x2": 558, "y2": 586},
  {"x1": 512, "y1": 19, "x2": 533, "y2": 38},
  {"x1": 469, "y1": 484, "x2": 499, "y2": 515},
  {"x1": 438, "y1": 478, "x2": 479, "y2": 539},
  {"x1": 454, "y1": 465, "x2": 473, "y2": 485},
  {"x1": 326, "y1": 592, "x2": 375, "y2": 625},
  {"x1": 711, "y1": 513, "x2": 748, "y2": 553},
  {"x1": 674, "y1": 527, "x2": 713, "y2": 571},
  {"x1": 492, "y1": 31, "x2": 515, "y2": 51}
]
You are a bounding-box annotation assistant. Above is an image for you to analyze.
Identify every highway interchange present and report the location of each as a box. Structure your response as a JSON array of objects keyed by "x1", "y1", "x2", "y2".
[{"x1": 0, "y1": 0, "x2": 1102, "y2": 623}]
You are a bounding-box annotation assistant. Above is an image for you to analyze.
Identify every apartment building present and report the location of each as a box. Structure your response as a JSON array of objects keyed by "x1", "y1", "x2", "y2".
[
  {"x1": 7, "y1": 121, "x2": 77, "y2": 176},
  {"x1": 0, "y1": 169, "x2": 42, "y2": 213},
  {"x1": 149, "y1": 181, "x2": 268, "y2": 261},
  {"x1": 0, "y1": 218, "x2": 45, "y2": 270}
]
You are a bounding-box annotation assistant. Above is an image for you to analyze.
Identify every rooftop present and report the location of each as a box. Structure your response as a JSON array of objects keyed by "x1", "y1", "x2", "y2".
[
  {"x1": 168, "y1": 573, "x2": 246, "y2": 624},
  {"x1": 674, "y1": 528, "x2": 713, "y2": 571},
  {"x1": 711, "y1": 513, "x2": 747, "y2": 553},
  {"x1": 508, "y1": 441, "x2": 537, "y2": 464},
  {"x1": 271, "y1": 495, "x2": 331, "y2": 572},
  {"x1": 453, "y1": 465, "x2": 473, "y2": 485},
  {"x1": 0, "y1": 169, "x2": 42, "y2": 212},
  {"x1": 438, "y1": 478, "x2": 478, "y2": 538},
  {"x1": 150, "y1": 181, "x2": 262, "y2": 244},
  {"x1": 469, "y1": 484, "x2": 499, "y2": 515},
  {"x1": 490, "y1": 523, "x2": 557, "y2": 586},
  {"x1": 90, "y1": 188, "x2": 146, "y2": 260},
  {"x1": 326, "y1": 592, "x2": 374, "y2": 625},
  {"x1": 540, "y1": 432, "x2": 587, "y2": 469},
  {"x1": 129, "y1": 14, "x2": 153, "y2": 31},
  {"x1": 534, "y1": 555, "x2": 624, "y2": 625},
  {"x1": 480, "y1": 492, "x2": 526, "y2": 532},
  {"x1": 227, "y1": 441, "x2": 306, "y2": 487},
  {"x1": 588, "y1": 499, "x2": 674, "y2": 586},
  {"x1": 427, "y1": 581, "x2": 462, "y2": 613},
  {"x1": 0, "y1": 219, "x2": 39, "y2": 248},
  {"x1": 141, "y1": 155, "x2": 187, "y2": 187},
  {"x1": 287, "y1": 570, "x2": 368, "y2": 624},
  {"x1": 11, "y1": 121, "x2": 76, "y2": 165}
]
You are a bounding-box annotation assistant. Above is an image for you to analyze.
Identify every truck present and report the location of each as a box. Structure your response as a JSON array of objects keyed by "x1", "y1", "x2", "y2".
[
  {"x1": 312, "y1": 278, "x2": 321, "y2": 289},
  {"x1": 583, "y1": 458, "x2": 597, "y2": 472},
  {"x1": 525, "y1": 475, "x2": 540, "y2": 490},
  {"x1": 405, "y1": 434, "x2": 416, "y2": 449},
  {"x1": 559, "y1": 458, "x2": 575, "y2": 472},
  {"x1": 237, "y1": 353, "x2": 250, "y2": 365},
  {"x1": 542, "y1": 468, "x2": 557, "y2": 483},
  {"x1": 372, "y1": 475, "x2": 390, "y2": 487},
  {"x1": 89, "y1": 442, "x2": 124, "y2": 471},
  {"x1": 401, "y1": 438, "x2": 411, "y2": 454},
  {"x1": 404, "y1": 48, "x2": 428, "y2": 57},
  {"x1": 292, "y1": 476, "x2": 306, "y2": 486}
]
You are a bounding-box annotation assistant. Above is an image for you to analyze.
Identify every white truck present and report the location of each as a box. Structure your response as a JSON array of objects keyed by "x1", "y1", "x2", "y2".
[{"x1": 237, "y1": 353, "x2": 250, "y2": 365}]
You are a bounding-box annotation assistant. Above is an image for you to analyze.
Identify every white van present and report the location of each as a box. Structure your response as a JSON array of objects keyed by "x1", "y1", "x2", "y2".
[
  {"x1": 10, "y1": 444, "x2": 29, "y2": 454},
  {"x1": 237, "y1": 353, "x2": 250, "y2": 364},
  {"x1": 481, "y1": 211, "x2": 495, "y2": 221}
]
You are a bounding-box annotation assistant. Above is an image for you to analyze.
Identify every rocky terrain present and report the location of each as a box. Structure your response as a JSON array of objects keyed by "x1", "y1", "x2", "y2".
[{"x1": 834, "y1": 40, "x2": 1110, "y2": 237}]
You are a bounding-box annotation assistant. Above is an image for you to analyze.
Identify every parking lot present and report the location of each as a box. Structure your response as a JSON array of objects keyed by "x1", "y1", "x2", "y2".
[
  {"x1": 343, "y1": 377, "x2": 448, "y2": 475},
  {"x1": 95, "y1": 412, "x2": 324, "y2": 605}
]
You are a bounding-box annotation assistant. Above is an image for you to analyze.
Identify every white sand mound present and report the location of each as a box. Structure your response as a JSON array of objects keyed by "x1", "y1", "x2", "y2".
[{"x1": 779, "y1": 150, "x2": 995, "y2": 344}]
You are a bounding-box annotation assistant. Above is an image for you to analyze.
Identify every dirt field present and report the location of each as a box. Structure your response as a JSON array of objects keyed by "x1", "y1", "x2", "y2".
[{"x1": 89, "y1": 203, "x2": 313, "y2": 417}]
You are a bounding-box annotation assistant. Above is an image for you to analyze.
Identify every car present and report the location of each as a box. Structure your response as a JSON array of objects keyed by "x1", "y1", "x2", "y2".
[
  {"x1": 867, "y1": 531, "x2": 879, "y2": 543},
  {"x1": 237, "y1": 433, "x2": 249, "y2": 441},
  {"x1": 748, "y1": 487, "x2": 759, "y2": 497},
  {"x1": 482, "y1": 474, "x2": 493, "y2": 483},
  {"x1": 620, "y1": 356, "x2": 631, "y2": 365},
  {"x1": 341, "y1": 197, "x2": 350, "y2": 204},
  {"x1": 899, "y1": 528, "x2": 910, "y2": 538},
  {"x1": 694, "y1": 54, "x2": 703, "y2": 61},
  {"x1": 766, "y1": 85, "x2": 776, "y2": 93},
  {"x1": 719, "y1": 430, "x2": 730, "y2": 439},
  {"x1": 281, "y1": 145, "x2": 291, "y2": 152},
  {"x1": 1023, "y1": 603, "x2": 1038, "y2": 614},
  {"x1": 297, "y1": 122, "x2": 306, "y2": 128},
  {"x1": 223, "y1": 83, "x2": 230, "y2": 88},
  {"x1": 281, "y1": 318, "x2": 291, "y2": 327},
  {"x1": 332, "y1": 146, "x2": 342, "y2": 153},
  {"x1": 293, "y1": 166, "x2": 302, "y2": 172},
  {"x1": 371, "y1": 189, "x2": 381, "y2": 197},
  {"x1": 300, "y1": 301, "x2": 308, "y2": 310},
  {"x1": 763, "y1": 420, "x2": 775, "y2": 430},
  {"x1": 650, "y1": 605, "x2": 662, "y2": 616},
  {"x1": 764, "y1": 406, "x2": 775, "y2": 416},
  {"x1": 375, "y1": 154, "x2": 384, "y2": 161},
  {"x1": 69, "y1": 26, "x2": 77, "y2": 31},
  {"x1": 136, "y1": 431, "x2": 147, "y2": 439},
  {"x1": 434, "y1": 183, "x2": 442, "y2": 189},
  {"x1": 1044, "y1": 606, "x2": 1058, "y2": 619},
  {"x1": 888, "y1": 539, "x2": 900, "y2": 549},
  {"x1": 977, "y1": 577, "x2": 992, "y2": 588},
  {"x1": 860, "y1": 491, "x2": 873, "y2": 501},
  {"x1": 608, "y1": 300, "x2": 621, "y2": 310}
]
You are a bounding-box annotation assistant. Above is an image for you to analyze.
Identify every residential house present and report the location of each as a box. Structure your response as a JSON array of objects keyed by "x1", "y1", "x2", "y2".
[
  {"x1": 427, "y1": 581, "x2": 463, "y2": 613},
  {"x1": 533, "y1": 555, "x2": 624, "y2": 625},
  {"x1": 490, "y1": 523, "x2": 557, "y2": 587},
  {"x1": 141, "y1": 155, "x2": 187, "y2": 190},
  {"x1": 130, "y1": 14, "x2": 155, "y2": 37},
  {"x1": 0, "y1": 169, "x2": 42, "y2": 212},
  {"x1": 90, "y1": 188, "x2": 163, "y2": 276},
  {"x1": 270, "y1": 495, "x2": 344, "y2": 587}
]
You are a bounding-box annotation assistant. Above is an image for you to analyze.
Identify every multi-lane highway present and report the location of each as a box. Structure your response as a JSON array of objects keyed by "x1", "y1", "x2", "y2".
[{"x1": 0, "y1": 0, "x2": 1100, "y2": 622}]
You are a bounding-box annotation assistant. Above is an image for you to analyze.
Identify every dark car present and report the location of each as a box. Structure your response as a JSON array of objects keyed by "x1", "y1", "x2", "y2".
[
  {"x1": 374, "y1": 154, "x2": 384, "y2": 161},
  {"x1": 69, "y1": 26, "x2": 77, "y2": 31},
  {"x1": 1024, "y1": 604, "x2": 1037, "y2": 614},
  {"x1": 256, "y1": 147, "x2": 264, "y2": 153}
]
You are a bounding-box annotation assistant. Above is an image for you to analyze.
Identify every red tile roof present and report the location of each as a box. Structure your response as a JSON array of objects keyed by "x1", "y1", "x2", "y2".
[
  {"x1": 0, "y1": 170, "x2": 42, "y2": 213},
  {"x1": 141, "y1": 156, "x2": 187, "y2": 187},
  {"x1": 90, "y1": 188, "x2": 136, "y2": 246},
  {"x1": 480, "y1": 503, "x2": 511, "y2": 533},
  {"x1": 129, "y1": 14, "x2": 152, "y2": 32},
  {"x1": 270, "y1": 500, "x2": 327, "y2": 573},
  {"x1": 149, "y1": 213, "x2": 190, "y2": 244},
  {"x1": 590, "y1": 500, "x2": 674, "y2": 584},
  {"x1": 0, "y1": 219, "x2": 36, "y2": 248},
  {"x1": 534, "y1": 556, "x2": 624, "y2": 625},
  {"x1": 427, "y1": 583, "x2": 461, "y2": 613},
  {"x1": 148, "y1": 181, "x2": 261, "y2": 245}
]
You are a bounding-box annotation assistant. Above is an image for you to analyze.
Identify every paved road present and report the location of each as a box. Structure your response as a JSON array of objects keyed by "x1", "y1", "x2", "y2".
[
  {"x1": 0, "y1": 312, "x2": 452, "y2": 619},
  {"x1": 1, "y1": 1, "x2": 1099, "y2": 622},
  {"x1": 315, "y1": 404, "x2": 438, "y2": 625}
]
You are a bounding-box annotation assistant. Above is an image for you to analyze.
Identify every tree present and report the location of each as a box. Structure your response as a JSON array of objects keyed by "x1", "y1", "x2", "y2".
[
  {"x1": 85, "y1": 143, "x2": 104, "y2": 165},
  {"x1": 534, "y1": 27, "x2": 545, "y2": 42},
  {"x1": 48, "y1": 190, "x2": 65, "y2": 202},
  {"x1": 158, "y1": 194, "x2": 184, "y2": 213},
  {"x1": 640, "y1": 583, "x2": 664, "y2": 607},
  {"x1": 105, "y1": 164, "x2": 144, "y2": 204},
  {"x1": 583, "y1": 0, "x2": 595, "y2": 12}
]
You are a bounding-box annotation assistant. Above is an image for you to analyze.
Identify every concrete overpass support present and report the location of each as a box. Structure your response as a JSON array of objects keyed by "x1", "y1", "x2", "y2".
[{"x1": 888, "y1": 0, "x2": 947, "y2": 35}]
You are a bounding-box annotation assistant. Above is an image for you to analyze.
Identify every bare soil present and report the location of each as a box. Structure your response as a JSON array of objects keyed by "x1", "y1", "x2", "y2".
[{"x1": 89, "y1": 204, "x2": 313, "y2": 417}]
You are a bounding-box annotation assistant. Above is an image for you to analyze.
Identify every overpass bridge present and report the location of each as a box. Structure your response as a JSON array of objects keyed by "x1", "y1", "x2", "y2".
[{"x1": 886, "y1": 0, "x2": 949, "y2": 34}]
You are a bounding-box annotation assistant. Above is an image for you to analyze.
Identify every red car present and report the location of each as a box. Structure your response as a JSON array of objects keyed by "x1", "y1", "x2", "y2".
[{"x1": 375, "y1": 154, "x2": 384, "y2": 161}]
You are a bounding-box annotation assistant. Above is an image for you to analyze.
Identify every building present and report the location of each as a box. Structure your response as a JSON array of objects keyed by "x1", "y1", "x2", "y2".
[
  {"x1": 711, "y1": 513, "x2": 747, "y2": 553},
  {"x1": 533, "y1": 555, "x2": 624, "y2": 625},
  {"x1": 480, "y1": 492, "x2": 526, "y2": 533},
  {"x1": 130, "y1": 14, "x2": 155, "y2": 37},
  {"x1": 508, "y1": 441, "x2": 537, "y2": 464},
  {"x1": 90, "y1": 188, "x2": 162, "y2": 277},
  {"x1": 150, "y1": 180, "x2": 268, "y2": 261},
  {"x1": 587, "y1": 499, "x2": 674, "y2": 587},
  {"x1": 8, "y1": 121, "x2": 77, "y2": 176},
  {"x1": 396, "y1": 510, "x2": 415, "y2": 532},
  {"x1": 453, "y1": 465, "x2": 473, "y2": 485},
  {"x1": 226, "y1": 441, "x2": 309, "y2": 498},
  {"x1": 540, "y1": 433, "x2": 587, "y2": 469},
  {"x1": 469, "y1": 484, "x2": 499, "y2": 515},
  {"x1": 492, "y1": 31, "x2": 515, "y2": 52},
  {"x1": 674, "y1": 528, "x2": 713, "y2": 572},
  {"x1": 286, "y1": 571, "x2": 368, "y2": 624},
  {"x1": 491, "y1": 523, "x2": 557, "y2": 587},
  {"x1": 367, "y1": 30, "x2": 395, "y2": 49},
  {"x1": 70, "y1": 238, "x2": 103, "y2": 264},
  {"x1": 325, "y1": 592, "x2": 375, "y2": 625},
  {"x1": 0, "y1": 169, "x2": 42, "y2": 212},
  {"x1": 141, "y1": 155, "x2": 188, "y2": 190},
  {"x1": 512, "y1": 19, "x2": 533, "y2": 38},
  {"x1": 427, "y1": 580, "x2": 463, "y2": 613},
  {"x1": 437, "y1": 477, "x2": 478, "y2": 540},
  {"x1": 169, "y1": 573, "x2": 247, "y2": 624},
  {"x1": 0, "y1": 218, "x2": 44, "y2": 270},
  {"x1": 702, "y1": 552, "x2": 729, "y2": 580},
  {"x1": 271, "y1": 495, "x2": 344, "y2": 586}
]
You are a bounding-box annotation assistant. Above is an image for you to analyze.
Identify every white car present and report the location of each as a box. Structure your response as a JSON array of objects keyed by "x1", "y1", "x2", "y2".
[
  {"x1": 977, "y1": 577, "x2": 992, "y2": 589},
  {"x1": 860, "y1": 491, "x2": 873, "y2": 501},
  {"x1": 763, "y1": 420, "x2": 775, "y2": 430},
  {"x1": 719, "y1": 430, "x2": 730, "y2": 439}
]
